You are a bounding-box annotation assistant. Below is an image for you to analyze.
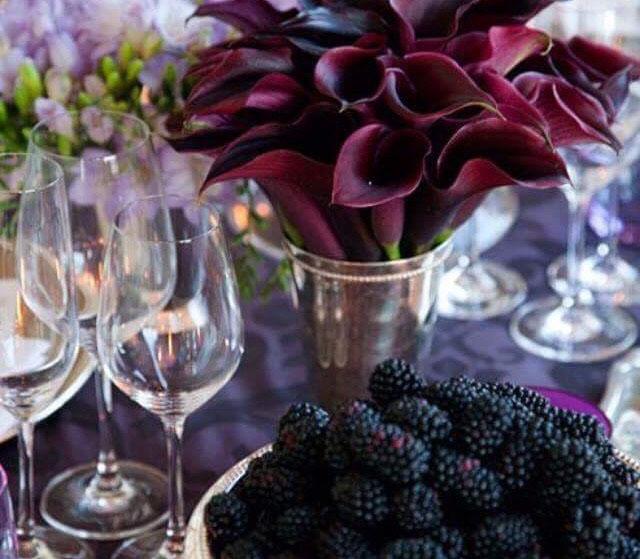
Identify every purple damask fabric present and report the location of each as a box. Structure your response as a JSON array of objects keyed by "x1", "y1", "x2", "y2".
[{"x1": 0, "y1": 186, "x2": 636, "y2": 557}]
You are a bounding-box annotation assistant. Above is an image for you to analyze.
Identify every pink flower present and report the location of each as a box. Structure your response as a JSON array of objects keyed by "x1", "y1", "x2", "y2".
[{"x1": 34, "y1": 98, "x2": 73, "y2": 137}]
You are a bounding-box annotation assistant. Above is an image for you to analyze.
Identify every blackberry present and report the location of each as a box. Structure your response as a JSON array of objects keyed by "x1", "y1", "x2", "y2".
[
  {"x1": 486, "y1": 382, "x2": 550, "y2": 415},
  {"x1": 539, "y1": 438, "x2": 607, "y2": 510},
  {"x1": 470, "y1": 514, "x2": 540, "y2": 558},
  {"x1": 604, "y1": 453, "x2": 640, "y2": 486},
  {"x1": 235, "y1": 461, "x2": 306, "y2": 512},
  {"x1": 494, "y1": 435, "x2": 538, "y2": 492},
  {"x1": 562, "y1": 505, "x2": 622, "y2": 558},
  {"x1": 594, "y1": 481, "x2": 640, "y2": 531},
  {"x1": 332, "y1": 473, "x2": 389, "y2": 528},
  {"x1": 381, "y1": 537, "x2": 446, "y2": 558},
  {"x1": 392, "y1": 483, "x2": 442, "y2": 534},
  {"x1": 544, "y1": 408, "x2": 609, "y2": 456},
  {"x1": 278, "y1": 402, "x2": 329, "y2": 432},
  {"x1": 274, "y1": 406, "x2": 329, "y2": 469},
  {"x1": 205, "y1": 493, "x2": 249, "y2": 552},
  {"x1": 350, "y1": 420, "x2": 430, "y2": 485},
  {"x1": 384, "y1": 397, "x2": 452, "y2": 442},
  {"x1": 220, "y1": 535, "x2": 265, "y2": 559},
  {"x1": 324, "y1": 420, "x2": 351, "y2": 472},
  {"x1": 369, "y1": 359, "x2": 425, "y2": 407},
  {"x1": 620, "y1": 536, "x2": 640, "y2": 559},
  {"x1": 422, "y1": 377, "x2": 486, "y2": 418},
  {"x1": 457, "y1": 393, "x2": 516, "y2": 457},
  {"x1": 273, "y1": 505, "x2": 318, "y2": 547},
  {"x1": 315, "y1": 523, "x2": 373, "y2": 559},
  {"x1": 430, "y1": 446, "x2": 503, "y2": 512},
  {"x1": 430, "y1": 526, "x2": 466, "y2": 559}
]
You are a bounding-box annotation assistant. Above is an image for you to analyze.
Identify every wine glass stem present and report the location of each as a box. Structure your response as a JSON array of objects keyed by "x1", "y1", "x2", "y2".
[
  {"x1": 564, "y1": 191, "x2": 590, "y2": 304},
  {"x1": 94, "y1": 369, "x2": 121, "y2": 486},
  {"x1": 16, "y1": 421, "x2": 35, "y2": 549},
  {"x1": 597, "y1": 170, "x2": 624, "y2": 261},
  {"x1": 457, "y1": 212, "x2": 480, "y2": 269},
  {"x1": 163, "y1": 418, "x2": 185, "y2": 554}
]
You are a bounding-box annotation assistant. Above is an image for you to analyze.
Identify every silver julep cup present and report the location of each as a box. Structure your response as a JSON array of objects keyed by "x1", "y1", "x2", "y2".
[{"x1": 285, "y1": 239, "x2": 453, "y2": 409}]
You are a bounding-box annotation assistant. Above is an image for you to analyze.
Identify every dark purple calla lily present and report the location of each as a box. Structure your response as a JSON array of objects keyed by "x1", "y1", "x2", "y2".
[
  {"x1": 192, "y1": 0, "x2": 296, "y2": 33},
  {"x1": 315, "y1": 44, "x2": 386, "y2": 106},
  {"x1": 446, "y1": 26, "x2": 551, "y2": 75},
  {"x1": 472, "y1": 69, "x2": 550, "y2": 140},
  {"x1": 515, "y1": 72, "x2": 620, "y2": 150},
  {"x1": 332, "y1": 124, "x2": 430, "y2": 207},
  {"x1": 383, "y1": 52, "x2": 497, "y2": 126},
  {"x1": 170, "y1": 0, "x2": 634, "y2": 262},
  {"x1": 186, "y1": 48, "x2": 294, "y2": 115},
  {"x1": 371, "y1": 198, "x2": 405, "y2": 258}
]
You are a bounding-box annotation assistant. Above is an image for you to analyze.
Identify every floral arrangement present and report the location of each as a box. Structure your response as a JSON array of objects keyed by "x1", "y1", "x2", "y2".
[
  {"x1": 0, "y1": 0, "x2": 230, "y2": 153},
  {"x1": 171, "y1": 0, "x2": 640, "y2": 262}
]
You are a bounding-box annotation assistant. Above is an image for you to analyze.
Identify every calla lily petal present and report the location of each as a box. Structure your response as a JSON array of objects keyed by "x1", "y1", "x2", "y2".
[
  {"x1": 203, "y1": 150, "x2": 346, "y2": 259},
  {"x1": 330, "y1": 206, "x2": 382, "y2": 261},
  {"x1": 473, "y1": 69, "x2": 550, "y2": 140},
  {"x1": 192, "y1": 0, "x2": 295, "y2": 33},
  {"x1": 186, "y1": 48, "x2": 294, "y2": 114},
  {"x1": 315, "y1": 45, "x2": 386, "y2": 105},
  {"x1": 371, "y1": 197, "x2": 405, "y2": 252},
  {"x1": 333, "y1": 124, "x2": 430, "y2": 207},
  {"x1": 515, "y1": 73, "x2": 621, "y2": 150},
  {"x1": 383, "y1": 52, "x2": 497, "y2": 126}
]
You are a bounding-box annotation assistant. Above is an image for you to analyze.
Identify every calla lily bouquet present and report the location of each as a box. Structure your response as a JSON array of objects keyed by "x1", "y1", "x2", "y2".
[{"x1": 172, "y1": 0, "x2": 639, "y2": 262}]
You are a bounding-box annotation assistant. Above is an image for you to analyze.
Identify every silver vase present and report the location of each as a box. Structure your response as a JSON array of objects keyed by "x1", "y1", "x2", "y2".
[{"x1": 285, "y1": 239, "x2": 453, "y2": 408}]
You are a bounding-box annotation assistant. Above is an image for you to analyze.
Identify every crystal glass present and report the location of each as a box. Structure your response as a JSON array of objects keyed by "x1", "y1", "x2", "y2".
[
  {"x1": 0, "y1": 464, "x2": 17, "y2": 558},
  {"x1": 510, "y1": 0, "x2": 639, "y2": 362},
  {"x1": 29, "y1": 111, "x2": 167, "y2": 540},
  {"x1": 438, "y1": 188, "x2": 524, "y2": 320},
  {"x1": 511, "y1": 148, "x2": 637, "y2": 362},
  {"x1": 0, "y1": 153, "x2": 92, "y2": 558},
  {"x1": 98, "y1": 195, "x2": 244, "y2": 558}
]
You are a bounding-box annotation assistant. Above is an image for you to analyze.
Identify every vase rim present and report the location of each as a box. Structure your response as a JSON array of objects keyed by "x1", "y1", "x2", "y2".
[{"x1": 283, "y1": 236, "x2": 452, "y2": 273}]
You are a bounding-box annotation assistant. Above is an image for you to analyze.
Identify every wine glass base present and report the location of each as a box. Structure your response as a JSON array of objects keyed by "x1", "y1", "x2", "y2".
[
  {"x1": 547, "y1": 254, "x2": 640, "y2": 306},
  {"x1": 19, "y1": 526, "x2": 94, "y2": 558},
  {"x1": 438, "y1": 260, "x2": 527, "y2": 320},
  {"x1": 40, "y1": 461, "x2": 168, "y2": 541},
  {"x1": 510, "y1": 296, "x2": 637, "y2": 363},
  {"x1": 112, "y1": 529, "x2": 183, "y2": 559}
]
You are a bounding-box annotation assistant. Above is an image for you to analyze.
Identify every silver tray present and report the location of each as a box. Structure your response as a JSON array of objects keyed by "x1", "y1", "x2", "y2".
[{"x1": 185, "y1": 445, "x2": 640, "y2": 559}]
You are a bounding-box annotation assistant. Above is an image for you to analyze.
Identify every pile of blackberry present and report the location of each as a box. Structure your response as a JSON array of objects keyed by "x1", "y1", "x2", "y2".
[{"x1": 205, "y1": 360, "x2": 640, "y2": 558}]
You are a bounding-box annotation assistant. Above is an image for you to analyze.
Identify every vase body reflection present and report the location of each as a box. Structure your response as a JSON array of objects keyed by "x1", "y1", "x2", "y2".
[{"x1": 286, "y1": 239, "x2": 452, "y2": 409}]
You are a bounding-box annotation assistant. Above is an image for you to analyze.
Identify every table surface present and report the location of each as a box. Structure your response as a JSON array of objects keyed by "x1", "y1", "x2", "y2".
[{"x1": 1, "y1": 187, "x2": 638, "y2": 558}]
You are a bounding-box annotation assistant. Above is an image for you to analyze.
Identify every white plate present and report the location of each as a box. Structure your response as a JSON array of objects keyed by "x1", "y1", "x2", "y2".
[
  {"x1": 0, "y1": 348, "x2": 95, "y2": 445},
  {"x1": 185, "y1": 445, "x2": 640, "y2": 559}
]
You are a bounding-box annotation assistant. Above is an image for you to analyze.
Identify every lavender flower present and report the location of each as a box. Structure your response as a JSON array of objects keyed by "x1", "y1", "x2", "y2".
[
  {"x1": 34, "y1": 98, "x2": 73, "y2": 136},
  {"x1": 80, "y1": 106, "x2": 114, "y2": 144}
]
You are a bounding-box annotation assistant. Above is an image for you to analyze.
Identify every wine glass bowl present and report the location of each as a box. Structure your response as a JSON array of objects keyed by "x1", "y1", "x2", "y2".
[
  {"x1": 29, "y1": 110, "x2": 169, "y2": 541},
  {"x1": 98, "y1": 195, "x2": 243, "y2": 558}
]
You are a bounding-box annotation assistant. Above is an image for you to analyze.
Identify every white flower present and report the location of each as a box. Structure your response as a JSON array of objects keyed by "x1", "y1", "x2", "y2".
[
  {"x1": 34, "y1": 98, "x2": 74, "y2": 137},
  {"x1": 154, "y1": 0, "x2": 226, "y2": 49}
]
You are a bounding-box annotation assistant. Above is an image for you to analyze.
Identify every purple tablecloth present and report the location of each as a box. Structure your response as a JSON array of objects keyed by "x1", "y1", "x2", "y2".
[{"x1": 1, "y1": 187, "x2": 638, "y2": 557}]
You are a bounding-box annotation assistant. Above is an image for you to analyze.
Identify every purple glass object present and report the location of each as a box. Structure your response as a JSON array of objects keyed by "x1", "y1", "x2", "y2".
[
  {"x1": 0, "y1": 465, "x2": 17, "y2": 559},
  {"x1": 590, "y1": 180, "x2": 640, "y2": 247},
  {"x1": 532, "y1": 386, "x2": 613, "y2": 437}
]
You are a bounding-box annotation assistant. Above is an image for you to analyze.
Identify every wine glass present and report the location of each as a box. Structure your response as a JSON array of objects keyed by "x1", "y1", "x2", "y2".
[
  {"x1": 0, "y1": 464, "x2": 17, "y2": 558},
  {"x1": 438, "y1": 187, "x2": 523, "y2": 320},
  {"x1": 97, "y1": 194, "x2": 244, "y2": 558},
  {"x1": 510, "y1": 0, "x2": 639, "y2": 362},
  {"x1": 29, "y1": 111, "x2": 168, "y2": 540},
  {"x1": 0, "y1": 153, "x2": 92, "y2": 558}
]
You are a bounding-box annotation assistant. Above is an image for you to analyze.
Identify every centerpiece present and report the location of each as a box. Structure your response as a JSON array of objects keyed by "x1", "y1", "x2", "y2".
[{"x1": 171, "y1": 0, "x2": 639, "y2": 406}]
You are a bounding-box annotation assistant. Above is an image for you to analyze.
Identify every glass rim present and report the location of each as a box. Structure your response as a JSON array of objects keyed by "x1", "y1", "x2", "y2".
[
  {"x1": 0, "y1": 464, "x2": 7, "y2": 493},
  {"x1": 112, "y1": 194, "x2": 221, "y2": 245},
  {"x1": 0, "y1": 152, "x2": 64, "y2": 194},
  {"x1": 29, "y1": 109, "x2": 151, "y2": 162}
]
